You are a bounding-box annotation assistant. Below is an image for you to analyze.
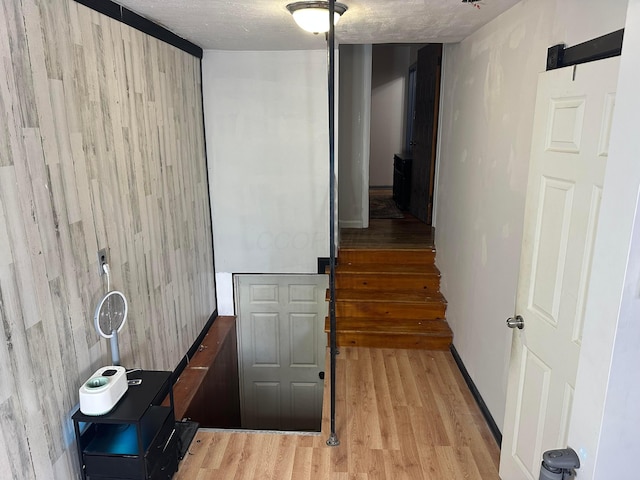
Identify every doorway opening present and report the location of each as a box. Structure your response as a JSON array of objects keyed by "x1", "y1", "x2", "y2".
[
  {"x1": 338, "y1": 44, "x2": 442, "y2": 232},
  {"x1": 233, "y1": 274, "x2": 328, "y2": 433},
  {"x1": 173, "y1": 275, "x2": 327, "y2": 434}
]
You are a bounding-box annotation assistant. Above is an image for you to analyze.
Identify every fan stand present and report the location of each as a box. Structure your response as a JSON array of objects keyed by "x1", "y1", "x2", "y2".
[
  {"x1": 110, "y1": 330, "x2": 121, "y2": 366},
  {"x1": 95, "y1": 263, "x2": 128, "y2": 367}
]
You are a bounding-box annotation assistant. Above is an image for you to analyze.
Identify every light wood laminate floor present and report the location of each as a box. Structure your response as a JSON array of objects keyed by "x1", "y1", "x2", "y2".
[{"x1": 175, "y1": 347, "x2": 500, "y2": 479}]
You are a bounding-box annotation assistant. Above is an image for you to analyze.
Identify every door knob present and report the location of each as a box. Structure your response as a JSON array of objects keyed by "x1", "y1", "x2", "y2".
[{"x1": 506, "y1": 315, "x2": 524, "y2": 329}]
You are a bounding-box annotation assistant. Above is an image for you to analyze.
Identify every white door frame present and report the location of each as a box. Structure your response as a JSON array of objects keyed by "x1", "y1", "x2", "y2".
[{"x1": 568, "y1": 3, "x2": 640, "y2": 476}]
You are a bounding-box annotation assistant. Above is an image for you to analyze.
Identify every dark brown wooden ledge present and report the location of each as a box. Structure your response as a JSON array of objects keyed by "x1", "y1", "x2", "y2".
[{"x1": 167, "y1": 316, "x2": 241, "y2": 428}]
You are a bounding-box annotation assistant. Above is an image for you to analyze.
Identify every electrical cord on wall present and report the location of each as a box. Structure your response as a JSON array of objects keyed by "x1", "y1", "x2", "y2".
[{"x1": 102, "y1": 262, "x2": 111, "y2": 292}]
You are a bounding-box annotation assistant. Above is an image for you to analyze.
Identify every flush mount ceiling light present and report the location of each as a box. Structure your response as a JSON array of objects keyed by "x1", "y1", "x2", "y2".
[{"x1": 286, "y1": 1, "x2": 348, "y2": 34}]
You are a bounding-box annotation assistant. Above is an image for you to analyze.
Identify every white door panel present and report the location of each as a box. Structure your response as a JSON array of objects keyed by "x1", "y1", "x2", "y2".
[
  {"x1": 236, "y1": 274, "x2": 327, "y2": 431},
  {"x1": 500, "y1": 58, "x2": 619, "y2": 479}
]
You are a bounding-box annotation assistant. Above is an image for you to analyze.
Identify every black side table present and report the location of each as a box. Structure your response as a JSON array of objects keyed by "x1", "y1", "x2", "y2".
[
  {"x1": 72, "y1": 370, "x2": 177, "y2": 480},
  {"x1": 393, "y1": 153, "x2": 412, "y2": 210}
]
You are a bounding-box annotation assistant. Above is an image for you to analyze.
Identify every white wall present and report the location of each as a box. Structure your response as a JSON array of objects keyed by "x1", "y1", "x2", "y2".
[
  {"x1": 338, "y1": 44, "x2": 372, "y2": 228},
  {"x1": 202, "y1": 50, "x2": 329, "y2": 314},
  {"x1": 435, "y1": 0, "x2": 627, "y2": 432},
  {"x1": 369, "y1": 45, "x2": 412, "y2": 187},
  {"x1": 556, "y1": 0, "x2": 628, "y2": 47},
  {"x1": 436, "y1": 0, "x2": 557, "y2": 431}
]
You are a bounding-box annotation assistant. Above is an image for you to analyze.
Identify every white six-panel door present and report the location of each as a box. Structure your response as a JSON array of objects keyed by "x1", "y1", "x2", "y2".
[
  {"x1": 499, "y1": 57, "x2": 619, "y2": 479},
  {"x1": 236, "y1": 274, "x2": 328, "y2": 431}
]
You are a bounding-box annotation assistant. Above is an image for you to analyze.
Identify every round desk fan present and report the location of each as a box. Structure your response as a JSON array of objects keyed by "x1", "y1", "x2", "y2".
[{"x1": 94, "y1": 263, "x2": 128, "y2": 366}]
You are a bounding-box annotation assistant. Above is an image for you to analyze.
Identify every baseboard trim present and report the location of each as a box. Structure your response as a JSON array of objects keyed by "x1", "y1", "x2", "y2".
[
  {"x1": 450, "y1": 344, "x2": 502, "y2": 447},
  {"x1": 339, "y1": 220, "x2": 364, "y2": 229},
  {"x1": 172, "y1": 309, "x2": 218, "y2": 384}
]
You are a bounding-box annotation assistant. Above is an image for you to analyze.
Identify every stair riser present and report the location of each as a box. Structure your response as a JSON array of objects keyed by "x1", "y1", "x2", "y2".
[
  {"x1": 335, "y1": 274, "x2": 440, "y2": 293},
  {"x1": 327, "y1": 321, "x2": 450, "y2": 332},
  {"x1": 333, "y1": 244, "x2": 452, "y2": 350},
  {"x1": 325, "y1": 317, "x2": 452, "y2": 334},
  {"x1": 329, "y1": 332, "x2": 451, "y2": 350},
  {"x1": 336, "y1": 302, "x2": 446, "y2": 319},
  {"x1": 339, "y1": 249, "x2": 435, "y2": 266}
]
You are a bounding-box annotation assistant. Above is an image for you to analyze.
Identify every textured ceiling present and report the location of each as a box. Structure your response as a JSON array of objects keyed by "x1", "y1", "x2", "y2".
[{"x1": 113, "y1": 0, "x2": 521, "y2": 50}]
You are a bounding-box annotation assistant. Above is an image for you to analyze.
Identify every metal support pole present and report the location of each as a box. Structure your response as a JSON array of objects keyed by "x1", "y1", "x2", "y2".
[{"x1": 326, "y1": 0, "x2": 340, "y2": 448}]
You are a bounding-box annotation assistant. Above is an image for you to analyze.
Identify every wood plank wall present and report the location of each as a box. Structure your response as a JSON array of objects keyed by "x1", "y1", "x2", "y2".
[{"x1": 0, "y1": 1, "x2": 215, "y2": 478}]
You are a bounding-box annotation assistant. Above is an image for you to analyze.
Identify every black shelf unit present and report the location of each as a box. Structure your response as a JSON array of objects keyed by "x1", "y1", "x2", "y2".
[{"x1": 72, "y1": 370, "x2": 178, "y2": 480}]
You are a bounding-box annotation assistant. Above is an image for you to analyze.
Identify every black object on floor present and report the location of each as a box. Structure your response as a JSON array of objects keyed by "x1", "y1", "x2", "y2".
[{"x1": 175, "y1": 420, "x2": 199, "y2": 460}]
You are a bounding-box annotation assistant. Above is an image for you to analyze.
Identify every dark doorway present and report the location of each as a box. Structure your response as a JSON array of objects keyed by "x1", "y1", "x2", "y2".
[{"x1": 409, "y1": 44, "x2": 442, "y2": 225}]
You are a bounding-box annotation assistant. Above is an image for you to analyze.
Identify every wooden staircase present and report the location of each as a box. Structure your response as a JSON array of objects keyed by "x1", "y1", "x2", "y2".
[{"x1": 325, "y1": 247, "x2": 452, "y2": 350}]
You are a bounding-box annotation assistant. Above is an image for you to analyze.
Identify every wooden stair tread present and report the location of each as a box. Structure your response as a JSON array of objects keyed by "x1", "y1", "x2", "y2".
[
  {"x1": 336, "y1": 263, "x2": 440, "y2": 275},
  {"x1": 325, "y1": 317, "x2": 451, "y2": 335},
  {"x1": 339, "y1": 247, "x2": 435, "y2": 255},
  {"x1": 338, "y1": 248, "x2": 435, "y2": 265},
  {"x1": 330, "y1": 288, "x2": 446, "y2": 304},
  {"x1": 331, "y1": 242, "x2": 451, "y2": 350}
]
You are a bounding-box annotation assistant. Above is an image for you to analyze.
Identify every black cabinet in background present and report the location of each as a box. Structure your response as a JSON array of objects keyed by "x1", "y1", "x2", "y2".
[
  {"x1": 393, "y1": 153, "x2": 412, "y2": 211},
  {"x1": 72, "y1": 370, "x2": 177, "y2": 480}
]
